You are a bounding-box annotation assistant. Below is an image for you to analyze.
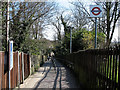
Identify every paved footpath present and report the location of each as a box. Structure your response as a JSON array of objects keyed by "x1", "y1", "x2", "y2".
[{"x1": 19, "y1": 59, "x2": 80, "y2": 89}]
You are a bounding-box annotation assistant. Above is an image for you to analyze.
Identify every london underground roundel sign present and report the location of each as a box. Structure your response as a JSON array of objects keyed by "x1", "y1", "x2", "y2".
[{"x1": 90, "y1": 5, "x2": 102, "y2": 17}]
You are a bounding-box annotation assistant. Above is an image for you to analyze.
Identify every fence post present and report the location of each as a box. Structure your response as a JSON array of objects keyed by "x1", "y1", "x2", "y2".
[
  {"x1": 0, "y1": 52, "x2": 2, "y2": 90},
  {"x1": 118, "y1": 45, "x2": 120, "y2": 89},
  {"x1": 22, "y1": 52, "x2": 24, "y2": 83},
  {"x1": 30, "y1": 57, "x2": 31, "y2": 75},
  {"x1": 17, "y1": 51, "x2": 20, "y2": 87}
]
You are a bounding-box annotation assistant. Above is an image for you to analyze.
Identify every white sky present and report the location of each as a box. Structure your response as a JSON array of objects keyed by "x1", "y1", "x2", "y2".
[{"x1": 44, "y1": 0, "x2": 119, "y2": 42}]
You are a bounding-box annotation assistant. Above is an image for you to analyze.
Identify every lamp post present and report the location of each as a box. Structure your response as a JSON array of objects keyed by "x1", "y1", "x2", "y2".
[
  {"x1": 67, "y1": 26, "x2": 73, "y2": 53},
  {"x1": 70, "y1": 27, "x2": 72, "y2": 53}
]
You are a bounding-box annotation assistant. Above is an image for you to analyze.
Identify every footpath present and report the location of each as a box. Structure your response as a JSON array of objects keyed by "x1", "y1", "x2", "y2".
[{"x1": 19, "y1": 59, "x2": 80, "y2": 89}]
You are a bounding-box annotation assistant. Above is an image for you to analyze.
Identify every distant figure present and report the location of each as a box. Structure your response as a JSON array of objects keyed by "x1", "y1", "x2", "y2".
[
  {"x1": 50, "y1": 52, "x2": 54, "y2": 57},
  {"x1": 51, "y1": 57, "x2": 56, "y2": 73},
  {"x1": 50, "y1": 52, "x2": 56, "y2": 72},
  {"x1": 47, "y1": 54, "x2": 50, "y2": 61}
]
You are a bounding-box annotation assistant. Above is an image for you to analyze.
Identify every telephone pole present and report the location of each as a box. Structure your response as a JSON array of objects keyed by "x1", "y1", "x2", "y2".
[
  {"x1": 0, "y1": 2, "x2": 2, "y2": 51},
  {"x1": 7, "y1": 0, "x2": 11, "y2": 89}
]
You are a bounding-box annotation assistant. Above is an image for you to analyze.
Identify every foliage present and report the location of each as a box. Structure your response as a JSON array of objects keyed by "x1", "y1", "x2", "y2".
[
  {"x1": 54, "y1": 28, "x2": 85, "y2": 55},
  {"x1": 54, "y1": 27, "x2": 106, "y2": 55},
  {"x1": 82, "y1": 29, "x2": 106, "y2": 49},
  {"x1": 82, "y1": 29, "x2": 94, "y2": 49},
  {"x1": 65, "y1": 29, "x2": 85, "y2": 52},
  {"x1": 1, "y1": 2, "x2": 56, "y2": 53},
  {"x1": 20, "y1": 37, "x2": 54, "y2": 55},
  {"x1": 20, "y1": 38, "x2": 41, "y2": 55}
]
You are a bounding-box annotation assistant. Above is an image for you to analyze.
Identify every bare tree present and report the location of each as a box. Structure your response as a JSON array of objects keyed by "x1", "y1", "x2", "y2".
[
  {"x1": 52, "y1": 16, "x2": 62, "y2": 43},
  {"x1": 50, "y1": 9, "x2": 71, "y2": 43},
  {"x1": 71, "y1": 0, "x2": 120, "y2": 46},
  {"x1": 103, "y1": 1, "x2": 120, "y2": 46},
  {"x1": 70, "y1": 2, "x2": 90, "y2": 29}
]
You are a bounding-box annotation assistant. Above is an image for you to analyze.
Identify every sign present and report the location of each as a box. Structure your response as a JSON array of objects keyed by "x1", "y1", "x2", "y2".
[
  {"x1": 9, "y1": 41, "x2": 13, "y2": 70},
  {"x1": 90, "y1": 5, "x2": 102, "y2": 17}
]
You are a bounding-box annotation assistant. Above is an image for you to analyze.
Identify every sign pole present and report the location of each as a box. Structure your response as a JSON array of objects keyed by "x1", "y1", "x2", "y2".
[
  {"x1": 95, "y1": 17, "x2": 97, "y2": 48},
  {"x1": 9, "y1": 41, "x2": 13, "y2": 89},
  {"x1": 90, "y1": 5, "x2": 102, "y2": 48},
  {"x1": 9, "y1": 64, "x2": 10, "y2": 89}
]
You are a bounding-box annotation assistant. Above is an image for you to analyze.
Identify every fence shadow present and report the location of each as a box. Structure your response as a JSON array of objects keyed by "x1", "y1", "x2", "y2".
[{"x1": 53, "y1": 60, "x2": 79, "y2": 89}]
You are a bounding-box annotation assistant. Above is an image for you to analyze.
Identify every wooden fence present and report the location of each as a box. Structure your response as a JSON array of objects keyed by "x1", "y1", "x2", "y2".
[
  {"x1": 0, "y1": 51, "x2": 30, "y2": 89},
  {"x1": 24, "y1": 53, "x2": 30, "y2": 79},
  {"x1": 0, "y1": 51, "x2": 4, "y2": 89},
  {"x1": 57, "y1": 45, "x2": 120, "y2": 89}
]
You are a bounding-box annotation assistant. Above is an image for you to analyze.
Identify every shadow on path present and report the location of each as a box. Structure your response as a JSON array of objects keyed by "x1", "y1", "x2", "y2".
[
  {"x1": 42, "y1": 67, "x2": 46, "y2": 74},
  {"x1": 53, "y1": 67, "x2": 59, "y2": 90},
  {"x1": 59, "y1": 67, "x2": 62, "y2": 90},
  {"x1": 52, "y1": 67, "x2": 62, "y2": 90},
  {"x1": 33, "y1": 59, "x2": 80, "y2": 89},
  {"x1": 34, "y1": 66, "x2": 51, "y2": 90}
]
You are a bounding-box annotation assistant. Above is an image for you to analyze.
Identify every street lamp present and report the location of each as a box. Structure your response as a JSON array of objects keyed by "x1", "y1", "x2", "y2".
[{"x1": 67, "y1": 26, "x2": 74, "y2": 53}]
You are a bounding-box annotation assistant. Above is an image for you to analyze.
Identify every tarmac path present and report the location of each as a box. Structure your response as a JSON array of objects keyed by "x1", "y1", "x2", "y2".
[{"x1": 19, "y1": 59, "x2": 80, "y2": 89}]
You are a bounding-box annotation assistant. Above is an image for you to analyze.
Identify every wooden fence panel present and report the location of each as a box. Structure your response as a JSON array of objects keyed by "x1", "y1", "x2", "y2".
[
  {"x1": 0, "y1": 52, "x2": 2, "y2": 89},
  {"x1": 115, "y1": 48, "x2": 118, "y2": 88},
  {"x1": 109, "y1": 48, "x2": 112, "y2": 88},
  {"x1": 10, "y1": 52, "x2": 18, "y2": 88},
  {"x1": 3, "y1": 72, "x2": 8, "y2": 89},
  {"x1": 118, "y1": 46, "x2": 120, "y2": 89},
  {"x1": 10, "y1": 68, "x2": 14, "y2": 88},
  {"x1": 24, "y1": 54, "x2": 26, "y2": 79},
  {"x1": 1, "y1": 52, "x2": 9, "y2": 89},
  {"x1": 1, "y1": 52, "x2": 4, "y2": 89},
  {"x1": 19, "y1": 53, "x2": 23, "y2": 83},
  {"x1": 106, "y1": 48, "x2": 110, "y2": 88},
  {"x1": 28, "y1": 55, "x2": 30, "y2": 76},
  {"x1": 15, "y1": 52, "x2": 18, "y2": 87},
  {"x1": 24, "y1": 54, "x2": 30, "y2": 79}
]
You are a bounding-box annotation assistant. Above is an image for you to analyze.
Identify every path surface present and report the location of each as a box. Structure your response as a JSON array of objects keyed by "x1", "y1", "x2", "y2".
[{"x1": 19, "y1": 59, "x2": 80, "y2": 89}]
